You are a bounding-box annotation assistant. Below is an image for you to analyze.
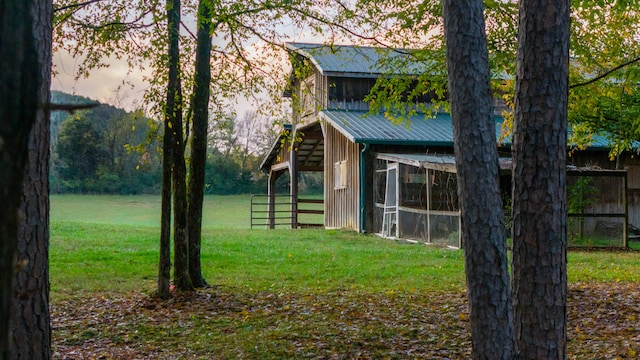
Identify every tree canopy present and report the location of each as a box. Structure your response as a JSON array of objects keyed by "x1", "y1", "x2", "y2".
[{"x1": 357, "y1": 0, "x2": 640, "y2": 159}]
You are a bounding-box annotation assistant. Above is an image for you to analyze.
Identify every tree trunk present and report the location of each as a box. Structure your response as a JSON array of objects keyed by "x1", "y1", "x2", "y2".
[
  {"x1": 0, "y1": 1, "x2": 40, "y2": 357},
  {"x1": 158, "y1": 58, "x2": 174, "y2": 300},
  {"x1": 11, "y1": 0, "x2": 53, "y2": 358},
  {"x1": 187, "y1": 0, "x2": 213, "y2": 288},
  {"x1": 166, "y1": 0, "x2": 192, "y2": 292},
  {"x1": 173, "y1": 91, "x2": 191, "y2": 291},
  {"x1": 511, "y1": 0, "x2": 570, "y2": 358},
  {"x1": 441, "y1": 0, "x2": 514, "y2": 358},
  {"x1": 158, "y1": 126, "x2": 172, "y2": 300}
]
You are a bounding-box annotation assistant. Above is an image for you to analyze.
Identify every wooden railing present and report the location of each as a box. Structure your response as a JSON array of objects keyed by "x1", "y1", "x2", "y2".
[
  {"x1": 296, "y1": 198, "x2": 324, "y2": 228},
  {"x1": 250, "y1": 195, "x2": 324, "y2": 229}
]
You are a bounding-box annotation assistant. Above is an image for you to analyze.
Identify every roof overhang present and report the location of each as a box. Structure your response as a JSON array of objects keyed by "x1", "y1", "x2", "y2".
[
  {"x1": 260, "y1": 121, "x2": 325, "y2": 174},
  {"x1": 285, "y1": 42, "x2": 425, "y2": 79},
  {"x1": 319, "y1": 110, "x2": 507, "y2": 148}
]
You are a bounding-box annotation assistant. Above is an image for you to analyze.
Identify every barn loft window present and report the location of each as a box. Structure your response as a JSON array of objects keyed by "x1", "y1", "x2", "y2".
[{"x1": 334, "y1": 160, "x2": 348, "y2": 190}]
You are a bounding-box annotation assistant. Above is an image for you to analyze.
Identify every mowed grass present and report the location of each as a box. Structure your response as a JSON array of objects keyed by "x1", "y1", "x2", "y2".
[
  {"x1": 51, "y1": 194, "x2": 251, "y2": 229},
  {"x1": 50, "y1": 195, "x2": 467, "y2": 297},
  {"x1": 50, "y1": 194, "x2": 640, "y2": 298}
]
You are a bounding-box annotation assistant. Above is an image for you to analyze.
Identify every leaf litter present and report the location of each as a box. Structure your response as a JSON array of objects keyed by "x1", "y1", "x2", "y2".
[{"x1": 52, "y1": 282, "x2": 639, "y2": 359}]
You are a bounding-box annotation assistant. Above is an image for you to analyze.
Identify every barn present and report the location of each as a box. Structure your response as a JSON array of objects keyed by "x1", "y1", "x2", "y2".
[{"x1": 258, "y1": 42, "x2": 636, "y2": 248}]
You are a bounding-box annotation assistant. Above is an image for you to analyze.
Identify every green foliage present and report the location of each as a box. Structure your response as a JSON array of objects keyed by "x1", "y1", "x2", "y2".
[
  {"x1": 56, "y1": 114, "x2": 106, "y2": 187},
  {"x1": 51, "y1": 98, "x2": 162, "y2": 194},
  {"x1": 567, "y1": 0, "x2": 640, "y2": 156},
  {"x1": 203, "y1": 149, "x2": 267, "y2": 195},
  {"x1": 358, "y1": 0, "x2": 640, "y2": 159},
  {"x1": 53, "y1": 0, "x2": 381, "y2": 121},
  {"x1": 568, "y1": 177, "x2": 599, "y2": 214},
  {"x1": 50, "y1": 95, "x2": 276, "y2": 195}
]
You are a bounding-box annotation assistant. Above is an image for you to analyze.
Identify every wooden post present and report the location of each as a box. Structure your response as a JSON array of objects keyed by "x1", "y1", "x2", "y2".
[
  {"x1": 267, "y1": 171, "x2": 277, "y2": 229},
  {"x1": 290, "y1": 137, "x2": 299, "y2": 229},
  {"x1": 624, "y1": 171, "x2": 629, "y2": 248}
]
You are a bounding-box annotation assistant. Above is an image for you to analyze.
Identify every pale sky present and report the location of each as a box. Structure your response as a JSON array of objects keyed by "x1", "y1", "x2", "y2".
[
  {"x1": 52, "y1": 50, "x2": 151, "y2": 112},
  {"x1": 51, "y1": 23, "x2": 325, "y2": 115}
]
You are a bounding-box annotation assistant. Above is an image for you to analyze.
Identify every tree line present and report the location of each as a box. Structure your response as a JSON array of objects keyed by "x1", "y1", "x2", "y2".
[{"x1": 49, "y1": 91, "x2": 282, "y2": 195}]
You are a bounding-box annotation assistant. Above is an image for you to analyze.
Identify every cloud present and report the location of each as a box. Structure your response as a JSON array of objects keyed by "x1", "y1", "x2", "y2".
[{"x1": 52, "y1": 50, "x2": 148, "y2": 111}]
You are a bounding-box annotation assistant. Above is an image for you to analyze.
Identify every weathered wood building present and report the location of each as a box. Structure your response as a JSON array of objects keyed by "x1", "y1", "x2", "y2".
[{"x1": 260, "y1": 42, "x2": 639, "y2": 247}]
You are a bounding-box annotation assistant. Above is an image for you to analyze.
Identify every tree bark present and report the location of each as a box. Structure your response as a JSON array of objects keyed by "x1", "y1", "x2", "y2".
[
  {"x1": 0, "y1": 1, "x2": 40, "y2": 357},
  {"x1": 158, "y1": 122, "x2": 172, "y2": 300},
  {"x1": 441, "y1": 0, "x2": 514, "y2": 358},
  {"x1": 166, "y1": 0, "x2": 192, "y2": 292},
  {"x1": 187, "y1": 0, "x2": 212, "y2": 288},
  {"x1": 511, "y1": 0, "x2": 570, "y2": 358},
  {"x1": 158, "y1": 56, "x2": 174, "y2": 300},
  {"x1": 11, "y1": 0, "x2": 53, "y2": 358}
]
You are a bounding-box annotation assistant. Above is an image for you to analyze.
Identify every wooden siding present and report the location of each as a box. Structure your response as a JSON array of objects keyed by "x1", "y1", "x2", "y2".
[
  {"x1": 276, "y1": 137, "x2": 292, "y2": 166},
  {"x1": 316, "y1": 71, "x2": 326, "y2": 114},
  {"x1": 293, "y1": 68, "x2": 329, "y2": 124},
  {"x1": 324, "y1": 123, "x2": 361, "y2": 230}
]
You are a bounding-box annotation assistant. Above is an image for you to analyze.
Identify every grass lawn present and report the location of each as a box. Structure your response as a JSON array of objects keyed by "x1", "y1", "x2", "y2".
[{"x1": 50, "y1": 195, "x2": 640, "y2": 359}]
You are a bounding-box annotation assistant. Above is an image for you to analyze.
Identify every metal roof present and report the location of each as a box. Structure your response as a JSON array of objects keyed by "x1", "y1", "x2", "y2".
[
  {"x1": 375, "y1": 153, "x2": 516, "y2": 173},
  {"x1": 286, "y1": 42, "x2": 426, "y2": 78},
  {"x1": 260, "y1": 111, "x2": 618, "y2": 173},
  {"x1": 320, "y1": 110, "x2": 506, "y2": 146},
  {"x1": 320, "y1": 110, "x2": 616, "y2": 150},
  {"x1": 376, "y1": 153, "x2": 458, "y2": 172},
  {"x1": 567, "y1": 131, "x2": 619, "y2": 150}
]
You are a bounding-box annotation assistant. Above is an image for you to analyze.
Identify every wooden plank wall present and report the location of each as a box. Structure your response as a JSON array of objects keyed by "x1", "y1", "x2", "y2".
[
  {"x1": 324, "y1": 123, "x2": 361, "y2": 230},
  {"x1": 317, "y1": 71, "x2": 327, "y2": 112},
  {"x1": 277, "y1": 137, "x2": 291, "y2": 165}
]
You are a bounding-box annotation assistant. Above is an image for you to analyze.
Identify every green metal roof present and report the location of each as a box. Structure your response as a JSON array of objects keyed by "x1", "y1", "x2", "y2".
[
  {"x1": 567, "y1": 131, "x2": 623, "y2": 150},
  {"x1": 320, "y1": 110, "x2": 506, "y2": 146},
  {"x1": 286, "y1": 42, "x2": 426, "y2": 78},
  {"x1": 320, "y1": 110, "x2": 621, "y2": 151}
]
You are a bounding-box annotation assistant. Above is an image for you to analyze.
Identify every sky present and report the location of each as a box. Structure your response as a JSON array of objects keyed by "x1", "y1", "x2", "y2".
[
  {"x1": 52, "y1": 50, "x2": 153, "y2": 112},
  {"x1": 50, "y1": 16, "x2": 324, "y2": 115}
]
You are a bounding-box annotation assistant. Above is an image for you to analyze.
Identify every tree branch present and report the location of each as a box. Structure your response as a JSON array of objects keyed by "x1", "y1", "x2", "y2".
[
  {"x1": 46, "y1": 102, "x2": 100, "y2": 113},
  {"x1": 571, "y1": 55, "x2": 640, "y2": 89},
  {"x1": 73, "y1": 9, "x2": 155, "y2": 30},
  {"x1": 53, "y1": 0, "x2": 102, "y2": 13},
  {"x1": 180, "y1": 20, "x2": 197, "y2": 40}
]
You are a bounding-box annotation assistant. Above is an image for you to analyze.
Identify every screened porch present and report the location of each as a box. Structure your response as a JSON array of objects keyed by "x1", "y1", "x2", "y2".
[{"x1": 373, "y1": 153, "x2": 462, "y2": 247}]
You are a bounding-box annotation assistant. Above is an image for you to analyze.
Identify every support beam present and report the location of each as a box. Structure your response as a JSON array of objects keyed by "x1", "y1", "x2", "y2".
[
  {"x1": 267, "y1": 171, "x2": 284, "y2": 229},
  {"x1": 290, "y1": 141, "x2": 299, "y2": 229}
]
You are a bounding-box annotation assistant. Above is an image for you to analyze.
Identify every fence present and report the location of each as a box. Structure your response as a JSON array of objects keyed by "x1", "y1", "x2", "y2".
[
  {"x1": 567, "y1": 169, "x2": 628, "y2": 248},
  {"x1": 250, "y1": 194, "x2": 324, "y2": 229}
]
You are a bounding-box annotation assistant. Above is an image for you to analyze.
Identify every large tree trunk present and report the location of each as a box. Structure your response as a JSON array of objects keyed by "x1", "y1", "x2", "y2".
[
  {"x1": 441, "y1": 0, "x2": 514, "y2": 358},
  {"x1": 166, "y1": 0, "x2": 192, "y2": 292},
  {"x1": 158, "y1": 0, "x2": 182, "y2": 300},
  {"x1": 0, "y1": 0, "x2": 40, "y2": 357},
  {"x1": 187, "y1": 0, "x2": 213, "y2": 289},
  {"x1": 158, "y1": 59, "x2": 174, "y2": 300},
  {"x1": 11, "y1": 0, "x2": 53, "y2": 358},
  {"x1": 173, "y1": 90, "x2": 191, "y2": 291},
  {"x1": 511, "y1": 0, "x2": 570, "y2": 358},
  {"x1": 158, "y1": 125, "x2": 172, "y2": 300}
]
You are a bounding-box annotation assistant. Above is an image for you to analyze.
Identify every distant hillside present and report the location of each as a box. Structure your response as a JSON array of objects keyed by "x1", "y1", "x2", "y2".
[
  {"x1": 50, "y1": 91, "x2": 102, "y2": 154},
  {"x1": 50, "y1": 92, "x2": 162, "y2": 194}
]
